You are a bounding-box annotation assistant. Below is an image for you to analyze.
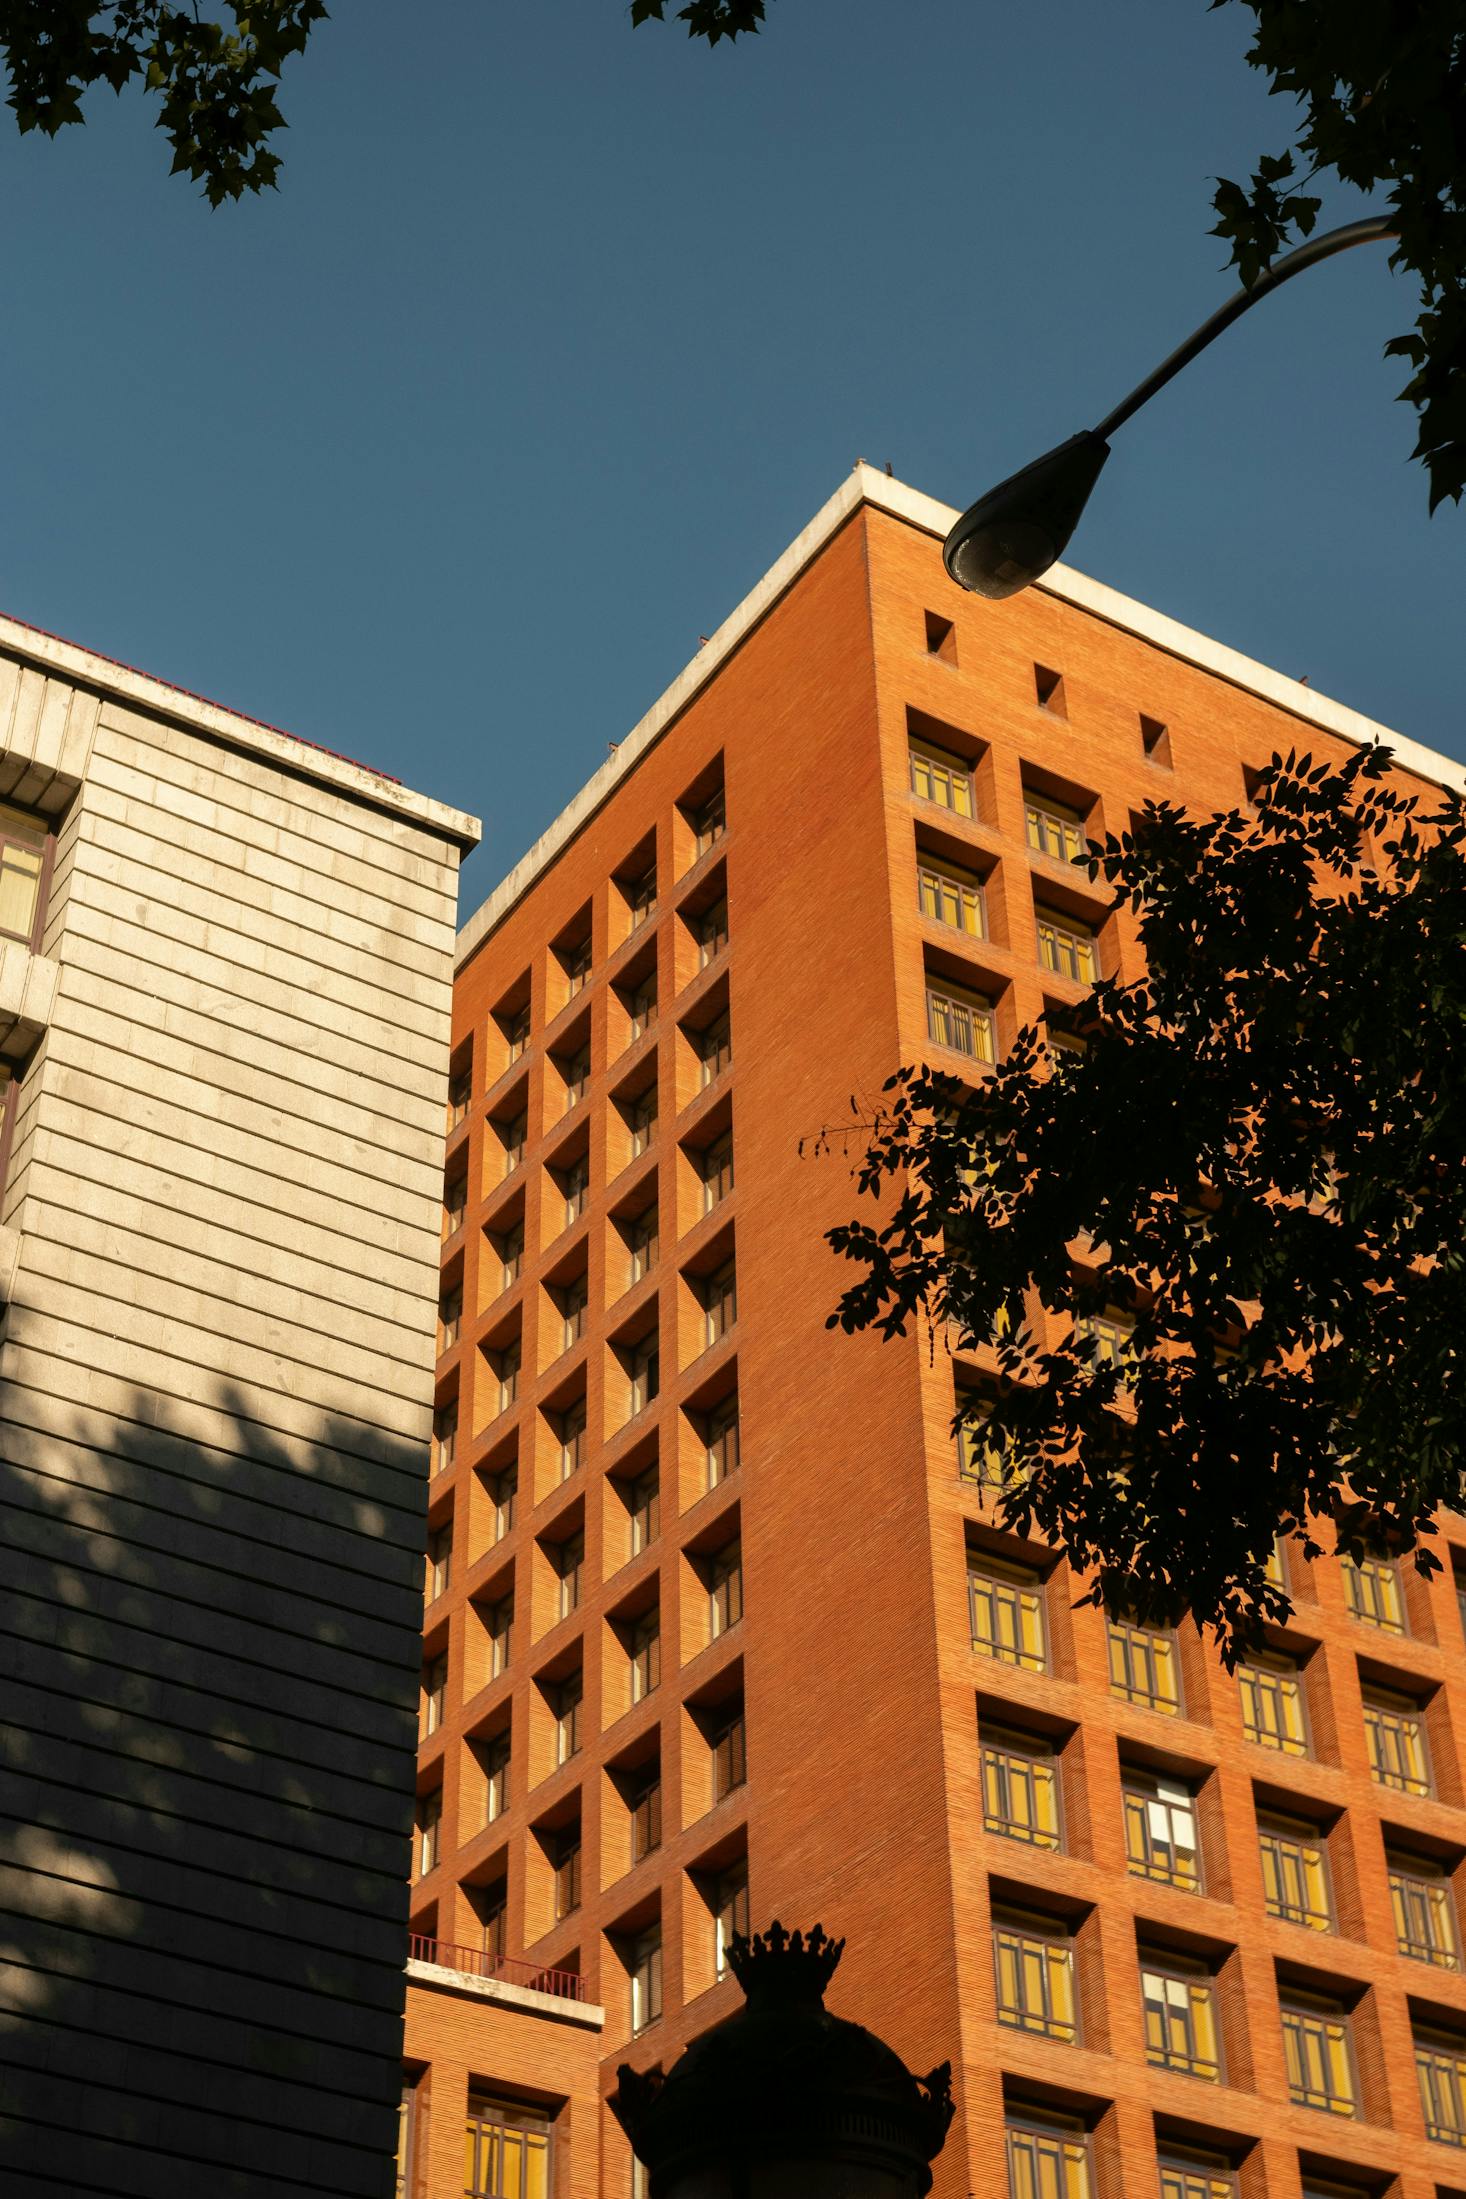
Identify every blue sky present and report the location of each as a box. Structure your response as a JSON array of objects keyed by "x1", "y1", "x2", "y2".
[{"x1": 1, "y1": 0, "x2": 1459, "y2": 912}]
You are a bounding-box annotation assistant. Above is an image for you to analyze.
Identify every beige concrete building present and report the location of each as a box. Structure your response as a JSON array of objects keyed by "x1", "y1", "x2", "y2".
[{"x1": 0, "y1": 616, "x2": 479, "y2": 2198}]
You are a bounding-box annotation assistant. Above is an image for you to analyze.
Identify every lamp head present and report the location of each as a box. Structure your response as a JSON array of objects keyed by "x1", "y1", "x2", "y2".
[{"x1": 942, "y1": 430, "x2": 1109, "y2": 600}]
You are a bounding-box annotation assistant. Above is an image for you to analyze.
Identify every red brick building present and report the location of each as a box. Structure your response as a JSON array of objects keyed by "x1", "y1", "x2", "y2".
[{"x1": 401, "y1": 467, "x2": 1466, "y2": 2199}]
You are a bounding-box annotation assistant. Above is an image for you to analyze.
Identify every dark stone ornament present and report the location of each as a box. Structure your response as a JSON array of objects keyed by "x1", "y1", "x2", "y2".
[{"x1": 609, "y1": 1923, "x2": 955, "y2": 2199}]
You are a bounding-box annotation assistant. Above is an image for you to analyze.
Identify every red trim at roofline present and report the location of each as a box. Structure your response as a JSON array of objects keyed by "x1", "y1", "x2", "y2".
[{"x1": 1, "y1": 610, "x2": 403, "y2": 785}]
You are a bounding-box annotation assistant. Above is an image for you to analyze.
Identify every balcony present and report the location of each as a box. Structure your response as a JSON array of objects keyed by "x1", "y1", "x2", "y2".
[{"x1": 406, "y1": 1933, "x2": 601, "y2": 2023}]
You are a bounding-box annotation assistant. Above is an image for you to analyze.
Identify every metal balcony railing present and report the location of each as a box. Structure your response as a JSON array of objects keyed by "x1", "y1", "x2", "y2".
[{"x1": 407, "y1": 1933, "x2": 585, "y2": 2003}]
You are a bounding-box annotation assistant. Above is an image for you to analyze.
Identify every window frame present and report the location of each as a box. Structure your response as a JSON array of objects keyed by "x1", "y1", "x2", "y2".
[
  {"x1": 982, "y1": 1729, "x2": 1063, "y2": 1851},
  {"x1": 1121, "y1": 1772, "x2": 1201, "y2": 1891},
  {"x1": 968, "y1": 1554, "x2": 1047, "y2": 1672},
  {"x1": 909, "y1": 739, "x2": 975, "y2": 820},
  {"x1": 1281, "y1": 1996, "x2": 1358, "y2": 2117}
]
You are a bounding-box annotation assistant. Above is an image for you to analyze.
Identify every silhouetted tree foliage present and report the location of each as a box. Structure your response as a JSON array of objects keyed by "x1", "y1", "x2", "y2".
[{"x1": 825, "y1": 749, "x2": 1466, "y2": 1662}]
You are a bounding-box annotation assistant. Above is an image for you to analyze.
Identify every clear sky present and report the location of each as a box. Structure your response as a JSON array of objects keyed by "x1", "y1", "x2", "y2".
[{"x1": 1, "y1": 0, "x2": 1459, "y2": 913}]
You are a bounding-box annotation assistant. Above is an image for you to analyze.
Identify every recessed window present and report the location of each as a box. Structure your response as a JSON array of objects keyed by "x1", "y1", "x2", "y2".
[
  {"x1": 421, "y1": 1653, "x2": 447, "y2": 1738},
  {"x1": 714, "y1": 1860, "x2": 749, "y2": 1975},
  {"x1": 414, "y1": 1788, "x2": 441, "y2": 1879},
  {"x1": 1140, "y1": 1954, "x2": 1221, "y2": 2080},
  {"x1": 1036, "y1": 906, "x2": 1098, "y2": 985},
  {"x1": 553, "y1": 1670, "x2": 583, "y2": 1765},
  {"x1": 1282, "y1": 1994, "x2": 1356, "y2": 2115},
  {"x1": 691, "y1": 787, "x2": 726, "y2": 859},
  {"x1": 909, "y1": 738, "x2": 974, "y2": 818},
  {"x1": 490, "y1": 1463, "x2": 517, "y2": 1540},
  {"x1": 924, "y1": 610, "x2": 957, "y2": 663},
  {"x1": 482, "y1": 1731, "x2": 509, "y2": 1824},
  {"x1": 710, "y1": 1704, "x2": 746, "y2": 1801},
  {"x1": 1025, "y1": 793, "x2": 1087, "y2": 865},
  {"x1": 1122, "y1": 1772, "x2": 1199, "y2": 1889},
  {"x1": 630, "y1": 1611, "x2": 661, "y2": 1702},
  {"x1": 443, "y1": 1172, "x2": 468, "y2": 1240},
  {"x1": 696, "y1": 895, "x2": 729, "y2": 969},
  {"x1": 627, "y1": 1200, "x2": 659, "y2": 1285},
  {"x1": 1238, "y1": 1651, "x2": 1309, "y2": 1755},
  {"x1": 559, "y1": 1154, "x2": 590, "y2": 1228},
  {"x1": 438, "y1": 1286, "x2": 462, "y2": 1352},
  {"x1": 495, "y1": 1110, "x2": 527, "y2": 1180},
  {"x1": 982, "y1": 1727, "x2": 1061, "y2": 1850},
  {"x1": 556, "y1": 1274, "x2": 588, "y2": 1354},
  {"x1": 627, "y1": 1086, "x2": 658, "y2": 1159},
  {"x1": 1159, "y1": 2155, "x2": 1234, "y2": 2199},
  {"x1": 553, "y1": 1824, "x2": 581, "y2": 1918},
  {"x1": 993, "y1": 1911, "x2": 1077, "y2": 2041},
  {"x1": 554, "y1": 1531, "x2": 584, "y2": 1622},
  {"x1": 1258, "y1": 1813, "x2": 1332, "y2": 1929},
  {"x1": 918, "y1": 855, "x2": 985, "y2": 937},
  {"x1": 431, "y1": 1399, "x2": 458, "y2": 1475},
  {"x1": 1141, "y1": 714, "x2": 1173, "y2": 767},
  {"x1": 0, "y1": 805, "x2": 48, "y2": 948},
  {"x1": 1074, "y1": 1309, "x2": 1133, "y2": 1381},
  {"x1": 501, "y1": 1002, "x2": 531, "y2": 1064},
  {"x1": 628, "y1": 1462, "x2": 659, "y2": 1555},
  {"x1": 464, "y1": 2098, "x2": 552, "y2": 2199},
  {"x1": 695, "y1": 1008, "x2": 732, "y2": 1086},
  {"x1": 1416, "y1": 2027, "x2": 1466, "y2": 2143},
  {"x1": 625, "y1": 861, "x2": 658, "y2": 932},
  {"x1": 559, "y1": 1043, "x2": 590, "y2": 1112},
  {"x1": 626, "y1": 1334, "x2": 660, "y2": 1419},
  {"x1": 1034, "y1": 664, "x2": 1066, "y2": 716},
  {"x1": 968, "y1": 1555, "x2": 1046, "y2": 1671},
  {"x1": 558, "y1": 1397, "x2": 587, "y2": 1481},
  {"x1": 487, "y1": 1593, "x2": 514, "y2": 1679},
  {"x1": 561, "y1": 933, "x2": 593, "y2": 999},
  {"x1": 447, "y1": 1061, "x2": 472, "y2": 1132},
  {"x1": 489, "y1": 1338, "x2": 520, "y2": 1417},
  {"x1": 629, "y1": 1925, "x2": 663, "y2": 2034},
  {"x1": 1363, "y1": 1687, "x2": 1431, "y2": 1793},
  {"x1": 926, "y1": 979, "x2": 996, "y2": 1063},
  {"x1": 698, "y1": 1129, "x2": 734, "y2": 1215},
  {"x1": 701, "y1": 1258, "x2": 737, "y2": 1350},
  {"x1": 425, "y1": 1523, "x2": 452, "y2": 1602},
  {"x1": 709, "y1": 1539, "x2": 743, "y2": 1639},
  {"x1": 630, "y1": 1766, "x2": 662, "y2": 1862},
  {"x1": 705, "y1": 1392, "x2": 740, "y2": 1488},
  {"x1": 1341, "y1": 1553, "x2": 1405, "y2": 1633},
  {"x1": 626, "y1": 968, "x2": 657, "y2": 1041},
  {"x1": 1388, "y1": 1851, "x2": 1460, "y2": 1968},
  {"x1": 1107, "y1": 1617, "x2": 1181, "y2": 1715},
  {"x1": 1005, "y1": 2115, "x2": 1090, "y2": 2199}
]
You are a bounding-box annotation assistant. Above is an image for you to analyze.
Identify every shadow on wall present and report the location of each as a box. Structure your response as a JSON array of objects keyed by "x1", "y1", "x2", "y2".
[{"x1": 0, "y1": 1354, "x2": 428, "y2": 2199}]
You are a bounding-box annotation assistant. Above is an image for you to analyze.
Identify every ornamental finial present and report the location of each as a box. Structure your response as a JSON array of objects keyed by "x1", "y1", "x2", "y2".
[{"x1": 725, "y1": 1920, "x2": 845, "y2": 2005}]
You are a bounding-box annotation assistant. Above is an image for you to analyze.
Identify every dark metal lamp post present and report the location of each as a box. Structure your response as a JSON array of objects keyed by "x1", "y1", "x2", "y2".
[
  {"x1": 943, "y1": 214, "x2": 1398, "y2": 601},
  {"x1": 610, "y1": 1923, "x2": 955, "y2": 2199}
]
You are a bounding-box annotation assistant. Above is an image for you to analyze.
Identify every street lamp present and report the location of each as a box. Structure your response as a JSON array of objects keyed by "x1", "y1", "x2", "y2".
[
  {"x1": 943, "y1": 214, "x2": 1398, "y2": 600},
  {"x1": 610, "y1": 1922, "x2": 954, "y2": 2199}
]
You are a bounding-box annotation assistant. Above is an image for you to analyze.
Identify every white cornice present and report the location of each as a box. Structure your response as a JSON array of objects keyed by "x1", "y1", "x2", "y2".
[{"x1": 457, "y1": 464, "x2": 1462, "y2": 971}]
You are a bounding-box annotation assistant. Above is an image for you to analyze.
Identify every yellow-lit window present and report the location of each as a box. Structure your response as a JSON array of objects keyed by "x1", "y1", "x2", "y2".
[
  {"x1": 1036, "y1": 908, "x2": 1097, "y2": 984},
  {"x1": 1341, "y1": 1554, "x2": 1405, "y2": 1633},
  {"x1": 1264, "y1": 1538, "x2": 1288, "y2": 1591},
  {"x1": 1363, "y1": 1690, "x2": 1430, "y2": 1794},
  {"x1": 1025, "y1": 796, "x2": 1086, "y2": 865},
  {"x1": 1159, "y1": 2156, "x2": 1236, "y2": 2199},
  {"x1": 0, "y1": 804, "x2": 46, "y2": 946},
  {"x1": 993, "y1": 1915, "x2": 1077, "y2": 2041},
  {"x1": 1073, "y1": 1310, "x2": 1133, "y2": 1381},
  {"x1": 927, "y1": 981, "x2": 996, "y2": 1063},
  {"x1": 968, "y1": 1558, "x2": 1046, "y2": 1671},
  {"x1": 1108, "y1": 1620, "x2": 1180, "y2": 1714},
  {"x1": 983, "y1": 1732, "x2": 1061, "y2": 1850},
  {"x1": 958, "y1": 1415, "x2": 1025, "y2": 1492},
  {"x1": 1237, "y1": 1653, "x2": 1308, "y2": 1754},
  {"x1": 1259, "y1": 1817, "x2": 1332, "y2": 1929},
  {"x1": 1006, "y1": 2119, "x2": 1090, "y2": 2199},
  {"x1": 1140, "y1": 1961, "x2": 1221, "y2": 2080},
  {"x1": 910, "y1": 740, "x2": 975, "y2": 818},
  {"x1": 1123, "y1": 1777, "x2": 1200, "y2": 1890},
  {"x1": 1416, "y1": 2032, "x2": 1466, "y2": 2144},
  {"x1": 918, "y1": 857, "x2": 985, "y2": 936},
  {"x1": 1390, "y1": 1859, "x2": 1460, "y2": 1968},
  {"x1": 464, "y1": 2097, "x2": 553, "y2": 2199},
  {"x1": 1281, "y1": 2000, "x2": 1356, "y2": 2115}
]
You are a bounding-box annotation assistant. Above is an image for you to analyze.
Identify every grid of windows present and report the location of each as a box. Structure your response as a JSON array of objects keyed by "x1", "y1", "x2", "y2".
[
  {"x1": 969, "y1": 1558, "x2": 1046, "y2": 1671},
  {"x1": 982, "y1": 1731, "x2": 1061, "y2": 1849}
]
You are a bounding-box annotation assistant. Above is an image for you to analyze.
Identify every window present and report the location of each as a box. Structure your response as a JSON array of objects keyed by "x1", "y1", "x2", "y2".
[
  {"x1": 1282, "y1": 1997, "x2": 1356, "y2": 2115},
  {"x1": 1259, "y1": 1816, "x2": 1332, "y2": 1930},
  {"x1": 497, "y1": 1222, "x2": 524, "y2": 1290},
  {"x1": 444, "y1": 1174, "x2": 467, "y2": 1239},
  {"x1": 487, "y1": 1595, "x2": 514, "y2": 1679},
  {"x1": 563, "y1": 935, "x2": 592, "y2": 998},
  {"x1": 1342, "y1": 1554, "x2": 1405, "y2": 1633},
  {"x1": 554, "y1": 1532, "x2": 584, "y2": 1622},
  {"x1": 1025, "y1": 795, "x2": 1087, "y2": 865},
  {"x1": 560, "y1": 1044, "x2": 590, "y2": 1111},
  {"x1": 463, "y1": 2097, "x2": 553, "y2": 2199},
  {"x1": 491, "y1": 1464, "x2": 517, "y2": 1541},
  {"x1": 1237, "y1": 1652, "x2": 1308, "y2": 1754},
  {"x1": 480, "y1": 1890, "x2": 507, "y2": 1969},
  {"x1": 483, "y1": 1732, "x2": 510, "y2": 1823},
  {"x1": 630, "y1": 1926, "x2": 663, "y2": 2034},
  {"x1": 631, "y1": 1611, "x2": 661, "y2": 1702},
  {"x1": 421, "y1": 1654, "x2": 447, "y2": 1738},
  {"x1": 628, "y1": 1202, "x2": 659, "y2": 1284},
  {"x1": 909, "y1": 739, "x2": 975, "y2": 819},
  {"x1": 705, "y1": 1394, "x2": 740, "y2": 1487},
  {"x1": 1416, "y1": 2030, "x2": 1466, "y2": 2144},
  {"x1": 927, "y1": 981, "x2": 996, "y2": 1063},
  {"x1": 1122, "y1": 1775, "x2": 1200, "y2": 1891},
  {"x1": 918, "y1": 857, "x2": 985, "y2": 937},
  {"x1": 432, "y1": 1400, "x2": 458, "y2": 1475},
  {"x1": 696, "y1": 1010, "x2": 732, "y2": 1085},
  {"x1": 1140, "y1": 1958, "x2": 1221, "y2": 2081},
  {"x1": 425, "y1": 1523, "x2": 452, "y2": 1601},
  {"x1": 630, "y1": 1770, "x2": 662, "y2": 1863},
  {"x1": 395, "y1": 2083, "x2": 417, "y2": 2199},
  {"x1": 715, "y1": 1861, "x2": 749, "y2": 1975},
  {"x1": 709, "y1": 1541, "x2": 743, "y2": 1638},
  {"x1": 559, "y1": 1398, "x2": 587, "y2": 1480},
  {"x1": 629, "y1": 1464, "x2": 659, "y2": 1555},
  {"x1": 696, "y1": 896, "x2": 729, "y2": 967},
  {"x1": 993, "y1": 1914, "x2": 1077, "y2": 2042},
  {"x1": 628, "y1": 1086, "x2": 658, "y2": 1158},
  {"x1": 711, "y1": 1707, "x2": 746, "y2": 1801},
  {"x1": 1036, "y1": 908, "x2": 1098, "y2": 985},
  {"x1": 1107, "y1": 1619, "x2": 1181, "y2": 1714},
  {"x1": 702, "y1": 1259, "x2": 737, "y2": 1349},
  {"x1": 627, "y1": 863, "x2": 657, "y2": 931},
  {"x1": 958, "y1": 1417, "x2": 1023, "y2": 1493},
  {"x1": 1389, "y1": 1856, "x2": 1460, "y2": 1967},
  {"x1": 1158, "y1": 2155, "x2": 1235, "y2": 2199},
  {"x1": 692, "y1": 786, "x2": 726, "y2": 856},
  {"x1": 627, "y1": 970, "x2": 657, "y2": 1040},
  {"x1": 628, "y1": 1335, "x2": 660, "y2": 1418},
  {"x1": 1073, "y1": 1310, "x2": 1133, "y2": 1378},
  {"x1": 561, "y1": 1155, "x2": 589, "y2": 1227},
  {"x1": 0, "y1": 805, "x2": 47, "y2": 947},
  {"x1": 982, "y1": 1730, "x2": 1061, "y2": 1850},
  {"x1": 558, "y1": 1275, "x2": 588, "y2": 1354},
  {"x1": 699, "y1": 1130, "x2": 734, "y2": 1214},
  {"x1": 448, "y1": 1065, "x2": 472, "y2": 1130},
  {"x1": 415, "y1": 1789, "x2": 441, "y2": 1878},
  {"x1": 1005, "y1": 2116, "x2": 1090, "y2": 2199},
  {"x1": 493, "y1": 1340, "x2": 521, "y2": 1416},
  {"x1": 439, "y1": 1287, "x2": 462, "y2": 1351},
  {"x1": 553, "y1": 1671, "x2": 582, "y2": 1765},
  {"x1": 1141, "y1": 715, "x2": 1173, "y2": 767},
  {"x1": 968, "y1": 1557, "x2": 1046, "y2": 1671},
  {"x1": 1034, "y1": 664, "x2": 1066, "y2": 714},
  {"x1": 1363, "y1": 1689, "x2": 1431, "y2": 1794},
  {"x1": 553, "y1": 1825, "x2": 581, "y2": 1919},
  {"x1": 499, "y1": 1111, "x2": 527, "y2": 1177},
  {"x1": 503, "y1": 1005, "x2": 531, "y2": 1064}
]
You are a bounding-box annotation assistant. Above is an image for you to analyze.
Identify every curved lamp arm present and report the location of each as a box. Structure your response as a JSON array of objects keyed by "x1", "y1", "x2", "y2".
[{"x1": 944, "y1": 215, "x2": 1399, "y2": 600}]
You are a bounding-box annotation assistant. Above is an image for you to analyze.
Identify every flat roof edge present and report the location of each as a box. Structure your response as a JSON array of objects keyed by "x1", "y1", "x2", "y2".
[
  {"x1": 457, "y1": 464, "x2": 1462, "y2": 968},
  {"x1": 0, "y1": 611, "x2": 482, "y2": 852}
]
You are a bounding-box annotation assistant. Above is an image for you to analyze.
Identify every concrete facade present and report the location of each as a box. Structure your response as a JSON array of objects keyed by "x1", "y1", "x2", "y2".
[
  {"x1": 0, "y1": 620, "x2": 479, "y2": 2198},
  {"x1": 411, "y1": 469, "x2": 1466, "y2": 2199}
]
